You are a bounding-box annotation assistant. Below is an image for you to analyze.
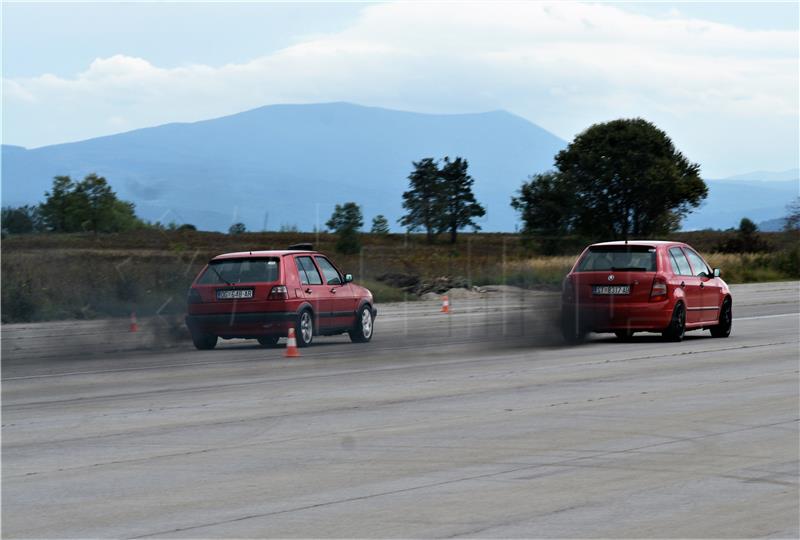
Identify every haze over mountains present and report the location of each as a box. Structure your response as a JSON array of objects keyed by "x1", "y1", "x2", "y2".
[{"x1": 2, "y1": 102, "x2": 797, "y2": 232}]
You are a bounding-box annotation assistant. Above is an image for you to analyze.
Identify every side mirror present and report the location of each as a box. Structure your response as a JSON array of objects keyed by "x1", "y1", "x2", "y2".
[
  {"x1": 344, "y1": 273, "x2": 353, "y2": 283},
  {"x1": 713, "y1": 268, "x2": 721, "y2": 278}
]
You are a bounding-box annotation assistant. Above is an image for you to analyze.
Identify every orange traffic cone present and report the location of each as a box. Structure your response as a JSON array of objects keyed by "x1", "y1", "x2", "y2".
[
  {"x1": 129, "y1": 311, "x2": 139, "y2": 332},
  {"x1": 441, "y1": 295, "x2": 450, "y2": 313},
  {"x1": 284, "y1": 327, "x2": 301, "y2": 358}
]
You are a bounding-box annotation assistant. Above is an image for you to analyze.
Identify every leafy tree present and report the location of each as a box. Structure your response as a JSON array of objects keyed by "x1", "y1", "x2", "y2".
[
  {"x1": 177, "y1": 223, "x2": 197, "y2": 231},
  {"x1": 513, "y1": 119, "x2": 707, "y2": 241},
  {"x1": 400, "y1": 158, "x2": 442, "y2": 243},
  {"x1": 371, "y1": 215, "x2": 390, "y2": 235},
  {"x1": 718, "y1": 217, "x2": 769, "y2": 252},
  {"x1": 785, "y1": 197, "x2": 800, "y2": 232},
  {"x1": 228, "y1": 222, "x2": 247, "y2": 235},
  {"x1": 327, "y1": 202, "x2": 363, "y2": 254},
  {"x1": 438, "y1": 156, "x2": 485, "y2": 243},
  {"x1": 1, "y1": 205, "x2": 43, "y2": 234},
  {"x1": 39, "y1": 175, "x2": 75, "y2": 232},
  {"x1": 39, "y1": 174, "x2": 142, "y2": 233},
  {"x1": 511, "y1": 172, "x2": 576, "y2": 254}
]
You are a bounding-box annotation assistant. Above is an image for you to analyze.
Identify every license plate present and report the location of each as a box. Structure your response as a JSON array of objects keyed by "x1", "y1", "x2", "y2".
[
  {"x1": 592, "y1": 285, "x2": 630, "y2": 295},
  {"x1": 216, "y1": 289, "x2": 254, "y2": 300}
]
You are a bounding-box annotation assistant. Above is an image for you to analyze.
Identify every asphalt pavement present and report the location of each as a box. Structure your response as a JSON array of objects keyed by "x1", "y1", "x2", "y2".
[{"x1": 2, "y1": 281, "x2": 798, "y2": 538}]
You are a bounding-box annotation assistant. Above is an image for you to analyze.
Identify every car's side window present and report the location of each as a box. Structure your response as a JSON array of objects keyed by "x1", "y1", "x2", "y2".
[
  {"x1": 315, "y1": 257, "x2": 342, "y2": 285},
  {"x1": 669, "y1": 247, "x2": 693, "y2": 276},
  {"x1": 683, "y1": 248, "x2": 710, "y2": 277},
  {"x1": 295, "y1": 256, "x2": 323, "y2": 285}
]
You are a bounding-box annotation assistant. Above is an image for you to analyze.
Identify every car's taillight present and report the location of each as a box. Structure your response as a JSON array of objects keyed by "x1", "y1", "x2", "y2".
[
  {"x1": 562, "y1": 275, "x2": 575, "y2": 303},
  {"x1": 650, "y1": 276, "x2": 668, "y2": 301},
  {"x1": 268, "y1": 285, "x2": 288, "y2": 300},
  {"x1": 187, "y1": 288, "x2": 203, "y2": 304}
]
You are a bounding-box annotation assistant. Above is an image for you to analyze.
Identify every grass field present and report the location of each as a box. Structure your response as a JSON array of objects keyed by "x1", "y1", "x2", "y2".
[{"x1": 2, "y1": 229, "x2": 797, "y2": 323}]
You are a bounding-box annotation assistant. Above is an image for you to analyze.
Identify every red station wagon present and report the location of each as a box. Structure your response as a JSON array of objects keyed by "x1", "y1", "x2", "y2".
[
  {"x1": 561, "y1": 241, "x2": 732, "y2": 343},
  {"x1": 185, "y1": 244, "x2": 376, "y2": 350}
]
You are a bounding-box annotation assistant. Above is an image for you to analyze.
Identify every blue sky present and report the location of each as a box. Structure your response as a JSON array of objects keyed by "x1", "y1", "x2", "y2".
[{"x1": 3, "y1": 1, "x2": 798, "y2": 178}]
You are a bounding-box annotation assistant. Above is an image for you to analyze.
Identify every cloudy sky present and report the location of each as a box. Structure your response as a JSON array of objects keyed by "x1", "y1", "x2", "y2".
[{"x1": 3, "y1": 1, "x2": 798, "y2": 178}]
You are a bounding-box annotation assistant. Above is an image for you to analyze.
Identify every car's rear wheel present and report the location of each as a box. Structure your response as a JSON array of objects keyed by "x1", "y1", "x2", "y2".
[
  {"x1": 257, "y1": 336, "x2": 280, "y2": 348},
  {"x1": 349, "y1": 305, "x2": 374, "y2": 343},
  {"x1": 192, "y1": 332, "x2": 217, "y2": 350},
  {"x1": 662, "y1": 303, "x2": 686, "y2": 342},
  {"x1": 561, "y1": 313, "x2": 586, "y2": 344},
  {"x1": 296, "y1": 310, "x2": 314, "y2": 347},
  {"x1": 614, "y1": 330, "x2": 634, "y2": 341},
  {"x1": 710, "y1": 298, "x2": 732, "y2": 338}
]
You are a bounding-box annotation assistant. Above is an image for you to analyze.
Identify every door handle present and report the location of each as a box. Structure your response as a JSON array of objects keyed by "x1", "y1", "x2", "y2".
[
  {"x1": 330, "y1": 288, "x2": 337, "y2": 294},
  {"x1": 680, "y1": 281, "x2": 685, "y2": 288},
  {"x1": 305, "y1": 288, "x2": 312, "y2": 294},
  {"x1": 700, "y1": 282, "x2": 704, "y2": 289}
]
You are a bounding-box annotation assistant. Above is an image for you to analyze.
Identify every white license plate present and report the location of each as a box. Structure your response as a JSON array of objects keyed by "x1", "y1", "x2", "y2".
[
  {"x1": 216, "y1": 289, "x2": 254, "y2": 300},
  {"x1": 592, "y1": 285, "x2": 630, "y2": 295}
]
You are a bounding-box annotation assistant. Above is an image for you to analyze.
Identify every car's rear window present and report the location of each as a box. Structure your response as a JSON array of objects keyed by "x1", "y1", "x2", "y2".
[
  {"x1": 198, "y1": 258, "x2": 279, "y2": 284},
  {"x1": 576, "y1": 246, "x2": 657, "y2": 272}
]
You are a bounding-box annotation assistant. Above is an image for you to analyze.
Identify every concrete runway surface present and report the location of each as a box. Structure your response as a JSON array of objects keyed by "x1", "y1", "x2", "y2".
[{"x1": 2, "y1": 282, "x2": 799, "y2": 538}]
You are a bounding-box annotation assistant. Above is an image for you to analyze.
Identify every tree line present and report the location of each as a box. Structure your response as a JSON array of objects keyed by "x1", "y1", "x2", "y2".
[
  {"x1": 5, "y1": 118, "x2": 798, "y2": 254},
  {"x1": 2, "y1": 174, "x2": 145, "y2": 234}
]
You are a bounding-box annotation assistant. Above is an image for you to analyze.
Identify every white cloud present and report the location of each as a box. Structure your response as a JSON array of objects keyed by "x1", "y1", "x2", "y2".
[{"x1": 3, "y1": 1, "x2": 798, "y2": 175}]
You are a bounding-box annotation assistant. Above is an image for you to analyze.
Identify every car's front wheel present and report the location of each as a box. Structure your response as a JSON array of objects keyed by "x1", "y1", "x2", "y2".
[
  {"x1": 349, "y1": 305, "x2": 374, "y2": 343},
  {"x1": 296, "y1": 310, "x2": 314, "y2": 347},
  {"x1": 710, "y1": 298, "x2": 732, "y2": 338},
  {"x1": 192, "y1": 332, "x2": 217, "y2": 350},
  {"x1": 662, "y1": 303, "x2": 686, "y2": 342}
]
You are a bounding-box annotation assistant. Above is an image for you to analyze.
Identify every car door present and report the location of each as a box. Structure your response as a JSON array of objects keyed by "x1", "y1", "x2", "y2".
[
  {"x1": 683, "y1": 247, "x2": 721, "y2": 323},
  {"x1": 314, "y1": 255, "x2": 356, "y2": 330},
  {"x1": 294, "y1": 255, "x2": 334, "y2": 331},
  {"x1": 668, "y1": 247, "x2": 704, "y2": 325}
]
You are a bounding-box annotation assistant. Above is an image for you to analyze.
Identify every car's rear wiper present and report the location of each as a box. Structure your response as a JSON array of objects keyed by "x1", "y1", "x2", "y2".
[
  {"x1": 611, "y1": 266, "x2": 648, "y2": 271},
  {"x1": 210, "y1": 265, "x2": 233, "y2": 285}
]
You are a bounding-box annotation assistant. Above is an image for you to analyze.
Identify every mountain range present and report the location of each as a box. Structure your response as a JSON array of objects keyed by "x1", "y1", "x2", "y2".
[{"x1": 1, "y1": 102, "x2": 797, "y2": 232}]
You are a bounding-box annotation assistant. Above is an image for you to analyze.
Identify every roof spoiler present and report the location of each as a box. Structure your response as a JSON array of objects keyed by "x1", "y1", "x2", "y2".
[{"x1": 287, "y1": 243, "x2": 313, "y2": 251}]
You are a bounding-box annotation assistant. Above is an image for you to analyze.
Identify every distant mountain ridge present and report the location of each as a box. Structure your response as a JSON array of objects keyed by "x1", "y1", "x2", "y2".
[
  {"x1": 1, "y1": 102, "x2": 798, "y2": 232},
  {"x1": 1, "y1": 102, "x2": 566, "y2": 232}
]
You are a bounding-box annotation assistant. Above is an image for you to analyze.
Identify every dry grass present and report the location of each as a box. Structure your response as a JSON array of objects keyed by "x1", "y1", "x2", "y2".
[{"x1": 2, "y1": 230, "x2": 797, "y2": 322}]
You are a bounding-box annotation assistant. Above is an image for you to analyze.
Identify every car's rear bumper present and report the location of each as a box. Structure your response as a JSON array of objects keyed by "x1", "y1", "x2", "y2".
[
  {"x1": 562, "y1": 301, "x2": 673, "y2": 332},
  {"x1": 186, "y1": 311, "x2": 296, "y2": 338}
]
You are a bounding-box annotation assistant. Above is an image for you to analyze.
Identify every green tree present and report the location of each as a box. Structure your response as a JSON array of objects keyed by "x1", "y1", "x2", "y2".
[
  {"x1": 400, "y1": 158, "x2": 442, "y2": 243},
  {"x1": 370, "y1": 214, "x2": 390, "y2": 235},
  {"x1": 39, "y1": 174, "x2": 142, "y2": 233},
  {"x1": 514, "y1": 119, "x2": 707, "y2": 241},
  {"x1": 1, "y1": 205, "x2": 43, "y2": 234},
  {"x1": 39, "y1": 175, "x2": 75, "y2": 232},
  {"x1": 511, "y1": 172, "x2": 576, "y2": 254},
  {"x1": 438, "y1": 156, "x2": 485, "y2": 243},
  {"x1": 228, "y1": 222, "x2": 247, "y2": 234},
  {"x1": 327, "y1": 202, "x2": 363, "y2": 254}
]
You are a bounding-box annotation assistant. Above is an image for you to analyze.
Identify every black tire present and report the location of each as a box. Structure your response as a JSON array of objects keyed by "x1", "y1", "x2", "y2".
[
  {"x1": 561, "y1": 313, "x2": 586, "y2": 345},
  {"x1": 192, "y1": 332, "x2": 217, "y2": 350},
  {"x1": 710, "y1": 298, "x2": 732, "y2": 338},
  {"x1": 257, "y1": 336, "x2": 280, "y2": 348},
  {"x1": 662, "y1": 303, "x2": 686, "y2": 342},
  {"x1": 296, "y1": 309, "x2": 314, "y2": 348},
  {"x1": 349, "y1": 305, "x2": 374, "y2": 343},
  {"x1": 614, "y1": 330, "x2": 634, "y2": 341}
]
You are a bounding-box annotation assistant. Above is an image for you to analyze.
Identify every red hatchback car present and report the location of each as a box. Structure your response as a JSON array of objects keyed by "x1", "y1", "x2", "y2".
[
  {"x1": 561, "y1": 241, "x2": 732, "y2": 342},
  {"x1": 185, "y1": 244, "x2": 376, "y2": 350}
]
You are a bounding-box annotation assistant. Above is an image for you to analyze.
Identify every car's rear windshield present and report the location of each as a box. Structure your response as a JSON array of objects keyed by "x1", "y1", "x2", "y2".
[
  {"x1": 576, "y1": 246, "x2": 657, "y2": 272},
  {"x1": 198, "y1": 258, "x2": 279, "y2": 285}
]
